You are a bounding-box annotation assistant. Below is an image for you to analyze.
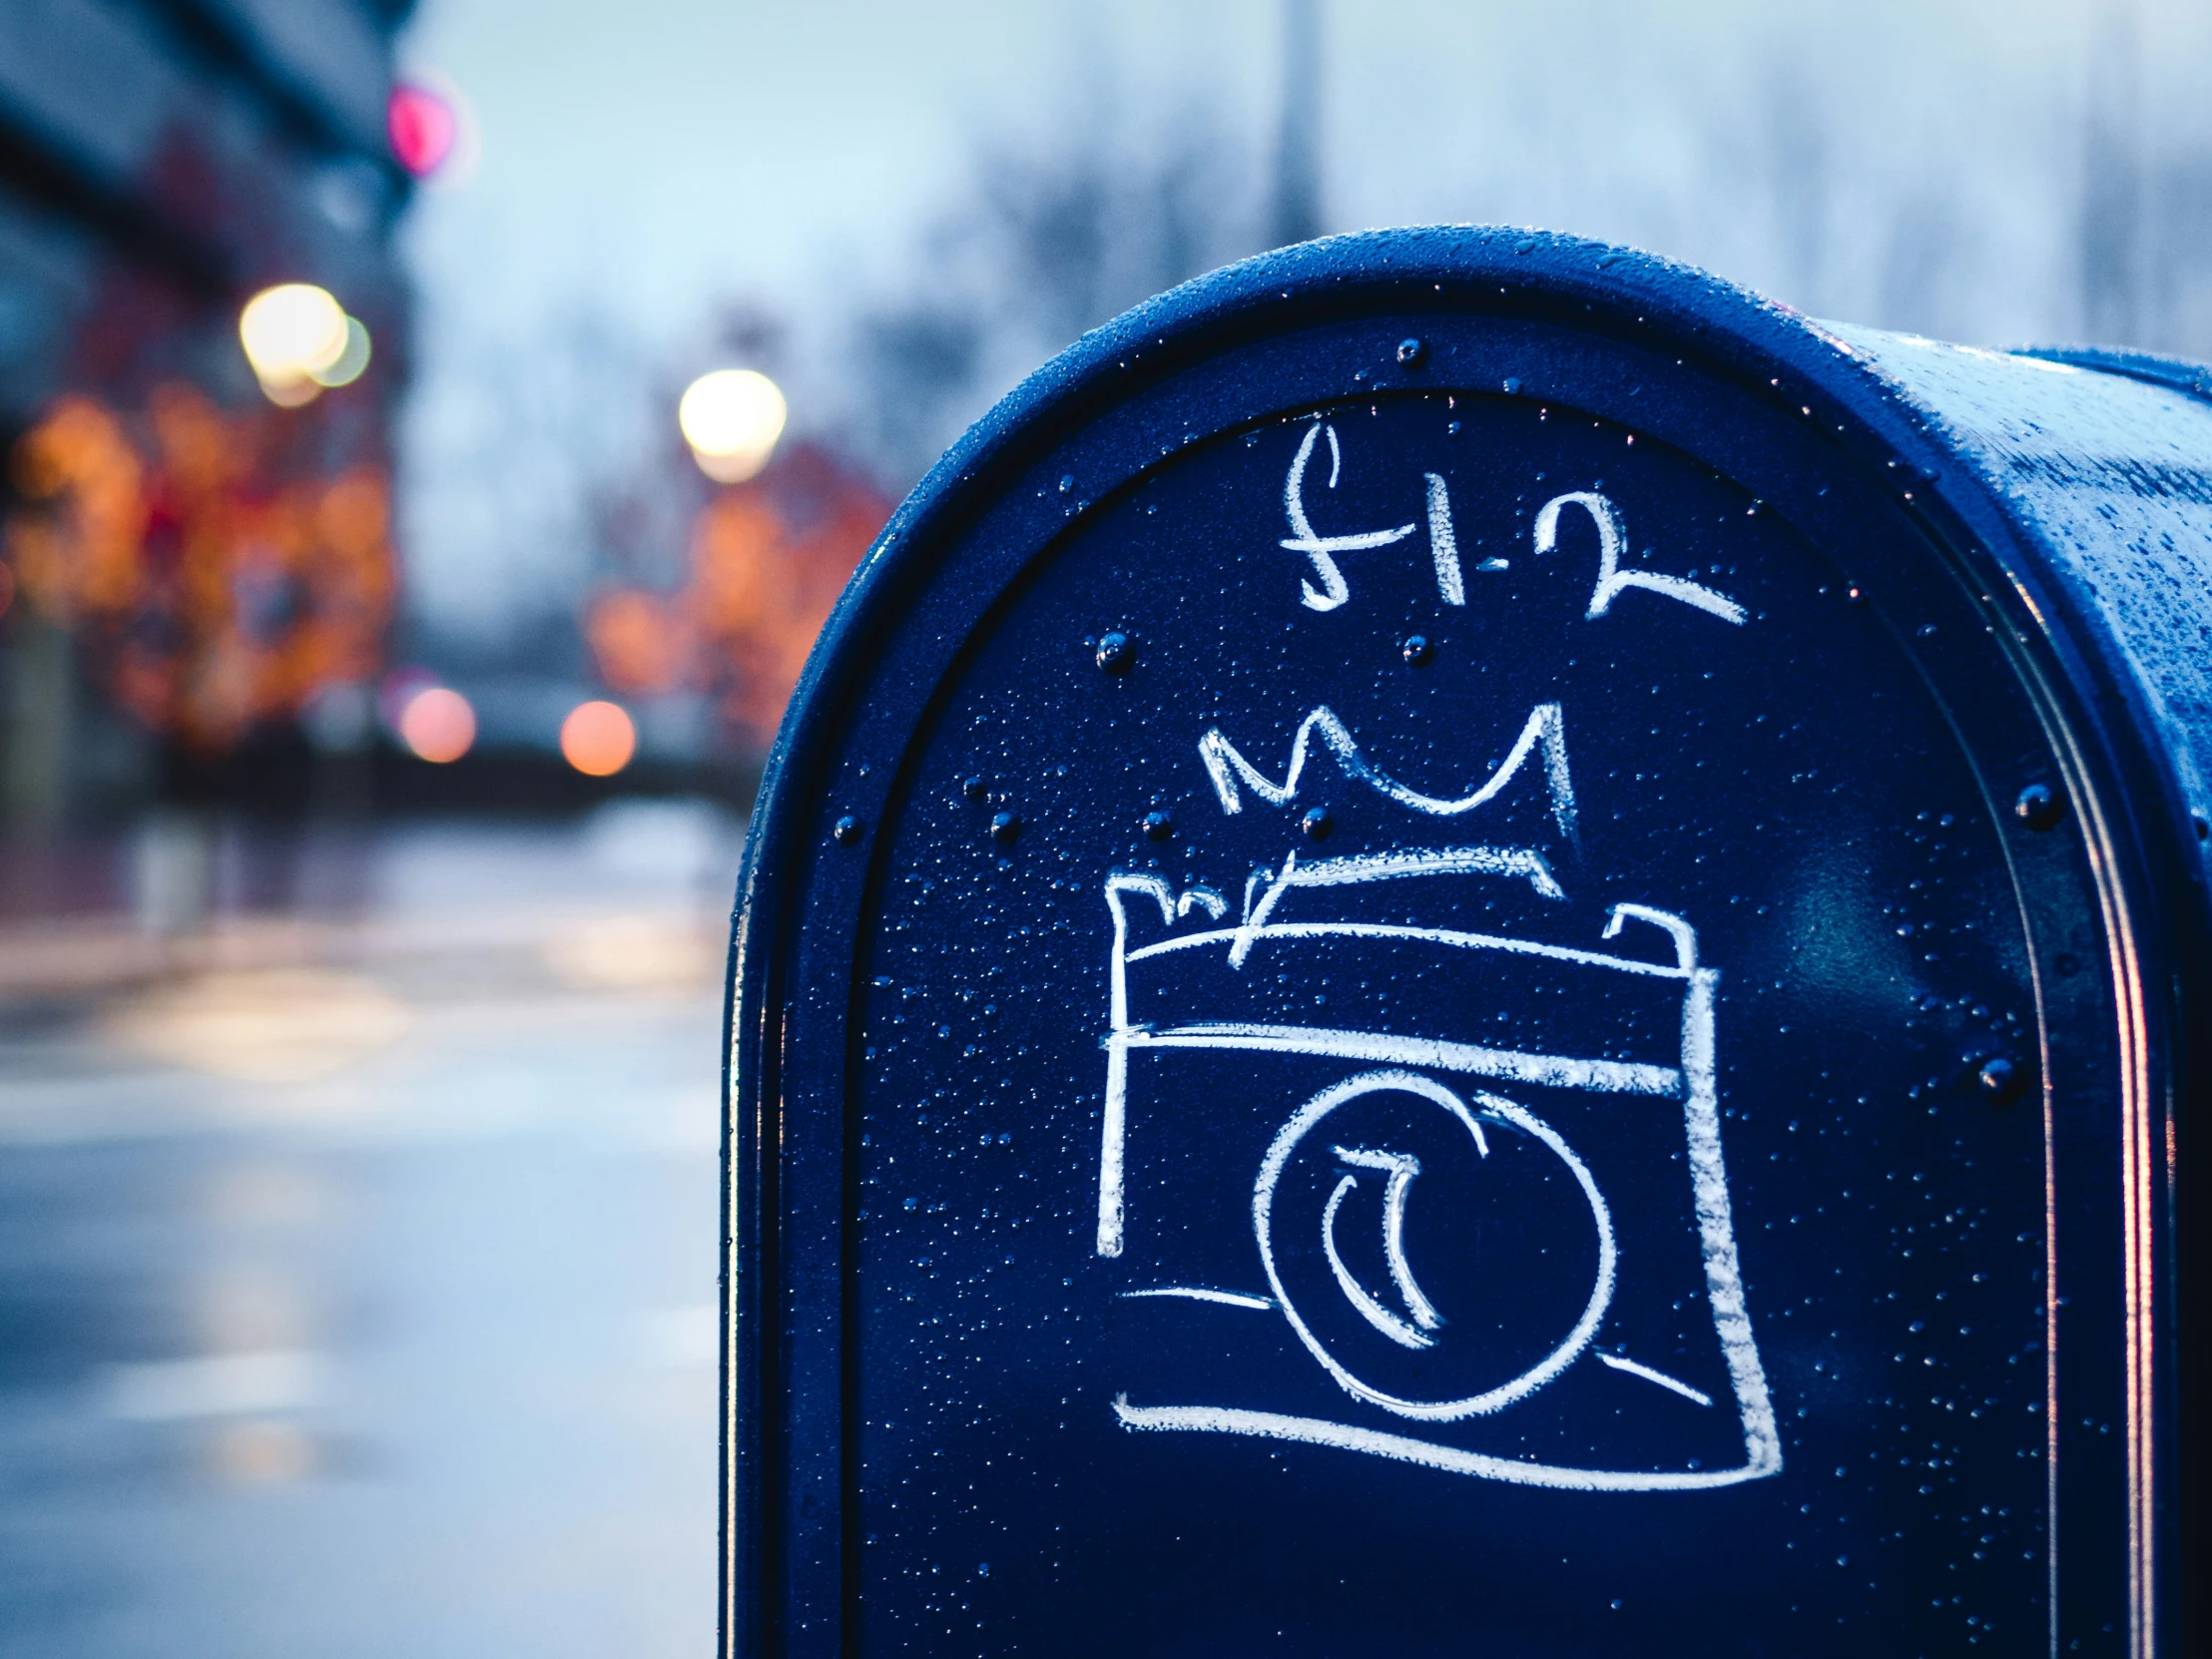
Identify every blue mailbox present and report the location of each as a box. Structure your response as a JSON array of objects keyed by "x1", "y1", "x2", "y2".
[{"x1": 723, "y1": 230, "x2": 2211, "y2": 1656}]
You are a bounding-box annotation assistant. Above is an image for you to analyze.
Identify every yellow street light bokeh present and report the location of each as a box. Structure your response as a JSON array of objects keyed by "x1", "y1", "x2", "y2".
[
  {"x1": 239, "y1": 283, "x2": 371, "y2": 405},
  {"x1": 312, "y1": 317, "x2": 372, "y2": 388},
  {"x1": 678, "y1": 368, "x2": 786, "y2": 483}
]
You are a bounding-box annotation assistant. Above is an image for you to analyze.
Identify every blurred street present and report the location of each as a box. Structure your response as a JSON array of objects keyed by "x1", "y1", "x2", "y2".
[{"x1": 0, "y1": 804, "x2": 735, "y2": 1658}]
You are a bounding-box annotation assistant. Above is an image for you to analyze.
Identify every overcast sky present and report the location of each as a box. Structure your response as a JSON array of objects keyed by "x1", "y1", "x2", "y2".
[{"x1": 391, "y1": 0, "x2": 2212, "y2": 645}]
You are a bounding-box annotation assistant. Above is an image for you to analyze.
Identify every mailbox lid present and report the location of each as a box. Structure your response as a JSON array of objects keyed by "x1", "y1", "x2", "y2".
[
  {"x1": 1818, "y1": 322, "x2": 2212, "y2": 872},
  {"x1": 726, "y1": 229, "x2": 2203, "y2": 1659}
]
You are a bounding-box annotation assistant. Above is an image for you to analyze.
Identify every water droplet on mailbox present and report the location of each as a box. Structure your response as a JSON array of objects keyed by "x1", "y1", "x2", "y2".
[{"x1": 2013, "y1": 783, "x2": 2064, "y2": 831}]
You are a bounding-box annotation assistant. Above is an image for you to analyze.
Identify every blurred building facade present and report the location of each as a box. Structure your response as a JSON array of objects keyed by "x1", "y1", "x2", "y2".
[{"x1": 0, "y1": 0, "x2": 414, "y2": 825}]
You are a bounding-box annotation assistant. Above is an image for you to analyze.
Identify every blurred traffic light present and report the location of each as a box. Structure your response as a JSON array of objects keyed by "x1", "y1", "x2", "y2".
[{"x1": 388, "y1": 81, "x2": 461, "y2": 180}]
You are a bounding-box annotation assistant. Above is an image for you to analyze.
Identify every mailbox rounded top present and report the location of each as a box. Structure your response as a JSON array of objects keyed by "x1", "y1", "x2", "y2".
[{"x1": 756, "y1": 227, "x2": 2212, "y2": 923}]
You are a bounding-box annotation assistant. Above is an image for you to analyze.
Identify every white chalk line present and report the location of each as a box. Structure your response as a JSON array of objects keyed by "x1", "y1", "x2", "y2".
[
  {"x1": 1258, "y1": 845, "x2": 1561, "y2": 892},
  {"x1": 1112, "y1": 1398, "x2": 1778, "y2": 1492},
  {"x1": 1275, "y1": 427, "x2": 1749, "y2": 623},
  {"x1": 1321, "y1": 1173, "x2": 1433, "y2": 1350},
  {"x1": 1597, "y1": 1353, "x2": 1715, "y2": 1407},
  {"x1": 1424, "y1": 472, "x2": 1465, "y2": 605},
  {"x1": 1118, "y1": 1287, "x2": 1276, "y2": 1311},
  {"x1": 1228, "y1": 846, "x2": 1563, "y2": 967},
  {"x1": 1602, "y1": 902, "x2": 1698, "y2": 973},
  {"x1": 1125, "y1": 919, "x2": 1693, "y2": 983},
  {"x1": 1678, "y1": 968, "x2": 1785, "y2": 1477},
  {"x1": 1199, "y1": 703, "x2": 1577, "y2": 846},
  {"x1": 1280, "y1": 422, "x2": 1414, "y2": 611},
  {"x1": 1333, "y1": 1144, "x2": 1451, "y2": 1331},
  {"x1": 1113, "y1": 1024, "x2": 1683, "y2": 1100},
  {"x1": 1533, "y1": 490, "x2": 1748, "y2": 627},
  {"x1": 1255, "y1": 1073, "x2": 1617, "y2": 1422},
  {"x1": 1176, "y1": 886, "x2": 1227, "y2": 919},
  {"x1": 1095, "y1": 874, "x2": 1185, "y2": 1258}
]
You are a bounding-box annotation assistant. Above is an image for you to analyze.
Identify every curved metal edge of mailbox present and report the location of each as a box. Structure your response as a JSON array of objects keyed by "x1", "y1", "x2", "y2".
[
  {"x1": 2016, "y1": 344, "x2": 2212, "y2": 404},
  {"x1": 1803, "y1": 326, "x2": 2212, "y2": 1659},
  {"x1": 720, "y1": 225, "x2": 2212, "y2": 1659},
  {"x1": 1827, "y1": 327, "x2": 2212, "y2": 861}
]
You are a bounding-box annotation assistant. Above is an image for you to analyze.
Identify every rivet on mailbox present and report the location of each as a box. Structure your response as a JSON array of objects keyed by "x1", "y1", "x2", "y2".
[{"x1": 725, "y1": 230, "x2": 2211, "y2": 1657}]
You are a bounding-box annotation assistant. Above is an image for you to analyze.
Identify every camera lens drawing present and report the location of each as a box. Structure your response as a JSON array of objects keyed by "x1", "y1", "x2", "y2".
[
  {"x1": 1256, "y1": 1069, "x2": 1616, "y2": 1422},
  {"x1": 1104, "y1": 859, "x2": 1785, "y2": 1488},
  {"x1": 1322, "y1": 1146, "x2": 1445, "y2": 1352}
]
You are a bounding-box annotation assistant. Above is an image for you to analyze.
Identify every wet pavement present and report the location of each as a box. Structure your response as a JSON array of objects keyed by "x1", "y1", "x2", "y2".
[{"x1": 0, "y1": 803, "x2": 736, "y2": 1658}]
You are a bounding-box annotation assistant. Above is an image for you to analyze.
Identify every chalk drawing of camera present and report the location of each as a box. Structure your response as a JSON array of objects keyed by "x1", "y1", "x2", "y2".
[{"x1": 1095, "y1": 848, "x2": 1783, "y2": 1492}]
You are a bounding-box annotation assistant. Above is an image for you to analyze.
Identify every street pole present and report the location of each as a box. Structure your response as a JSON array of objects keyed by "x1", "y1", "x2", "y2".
[{"x1": 1271, "y1": 0, "x2": 1322, "y2": 248}]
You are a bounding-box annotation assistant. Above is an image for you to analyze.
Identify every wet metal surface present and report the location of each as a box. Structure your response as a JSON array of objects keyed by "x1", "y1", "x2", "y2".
[
  {"x1": 727, "y1": 229, "x2": 2207, "y2": 1654},
  {"x1": 0, "y1": 804, "x2": 732, "y2": 1658}
]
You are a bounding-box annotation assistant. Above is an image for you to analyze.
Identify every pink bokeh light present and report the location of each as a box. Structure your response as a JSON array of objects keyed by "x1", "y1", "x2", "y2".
[{"x1": 387, "y1": 83, "x2": 458, "y2": 179}]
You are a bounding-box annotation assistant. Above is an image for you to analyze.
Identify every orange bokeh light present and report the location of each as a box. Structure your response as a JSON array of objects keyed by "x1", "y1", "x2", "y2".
[
  {"x1": 560, "y1": 700, "x2": 636, "y2": 777},
  {"x1": 2, "y1": 385, "x2": 397, "y2": 753},
  {"x1": 399, "y1": 686, "x2": 475, "y2": 763},
  {"x1": 582, "y1": 445, "x2": 886, "y2": 757}
]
